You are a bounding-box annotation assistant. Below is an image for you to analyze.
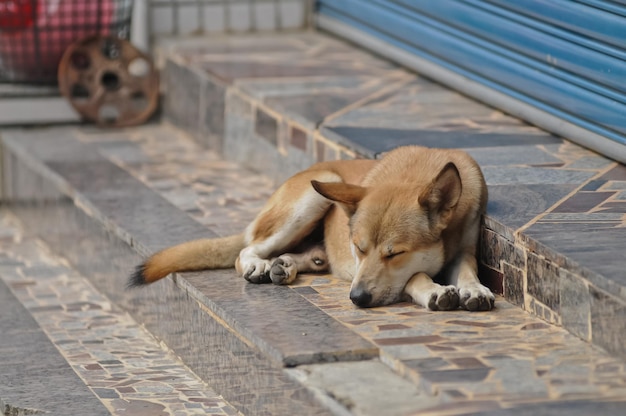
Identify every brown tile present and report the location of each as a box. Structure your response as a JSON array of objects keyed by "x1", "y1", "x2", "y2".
[
  {"x1": 375, "y1": 335, "x2": 443, "y2": 346},
  {"x1": 450, "y1": 357, "x2": 488, "y2": 369},
  {"x1": 527, "y1": 253, "x2": 560, "y2": 312},
  {"x1": 478, "y1": 263, "x2": 503, "y2": 294},
  {"x1": 84, "y1": 364, "x2": 104, "y2": 371},
  {"x1": 503, "y1": 262, "x2": 524, "y2": 307},
  {"x1": 530, "y1": 163, "x2": 565, "y2": 168},
  {"x1": 420, "y1": 368, "x2": 491, "y2": 383},
  {"x1": 377, "y1": 324, "x2": 411, "y2": 331},
  {"x1": 30, "y1": 305, "x2": 63, "y2": 312},
  {"x1": 427, "y1": 345, "x2": 457, "y2": 352},
  {"x1": 315, "y1": 139, "x2": 325, "y2": 163},
  {"x1": 8, "y1": 281, "x2": 36, "y2": 289},
  {"x1": 599, "y1": 164, "x2": 626, "y2": 181},
  {"x1": 116, "y1": 386, "x2": 136, "y2": 393},
  {"x1": 599, "y1": 202, "x2": 626, "y2": 213},
  {"x1": 521, "y1": 323, "x2": 550, "y2": 330},
  {"x1": 255, "y1": 108, "x2": 277, "y2": 146},
  {"x1": 552, "y1": 192, "x2": 615, "y2": 213},
  {"x1": 399, "y1": 311, "x2": 429, "y2": 317},
  {"x1": 480, "y1": 228, "x2": 526, "y2": 270},
  {"x1": 403, "y1": 357, "x2": 449, "y2": 371},
  {"x1": 444, "y1": 389, "x2": 467, "y2": 399},
  {"x1": 290, "y1": 125, "x2": 308, "y2": 151},
  {"x1": 445, "y1": 320, "x2": 500, "y2": 328}
]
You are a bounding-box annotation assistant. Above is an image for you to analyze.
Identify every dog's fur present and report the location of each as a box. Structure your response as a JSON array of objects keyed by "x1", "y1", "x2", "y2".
[{"x1": 129, "y1": 146, "x2": 495, "y2": 311}]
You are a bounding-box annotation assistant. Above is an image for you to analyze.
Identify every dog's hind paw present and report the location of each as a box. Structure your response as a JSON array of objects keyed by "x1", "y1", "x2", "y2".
[
  {"x1": 459, "y1": 284, "x2": 495, "y2": 311},
  {"x1": 269, "y1": 256, "x2": 297, "y2": 285},
  {"x1": 427, "y1": 285, "x2": 460, "y2": 311}
]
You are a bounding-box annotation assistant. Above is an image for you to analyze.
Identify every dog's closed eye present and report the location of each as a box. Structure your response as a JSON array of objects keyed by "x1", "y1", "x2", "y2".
[{"x1": 385, "y1": 251, "x2": 405, "y2": 259}]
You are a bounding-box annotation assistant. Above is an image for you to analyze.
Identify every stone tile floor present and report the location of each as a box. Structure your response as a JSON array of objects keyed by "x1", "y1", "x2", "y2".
[
  {"x1": 70, "y1": 123, "x2": 626, "y2": 413},
  {"x1": 0, "y1": 210, "x2": 240, "y2": 416},
  {"x1": 160, "y1": 31, "x2": 626, "y2": 357}
]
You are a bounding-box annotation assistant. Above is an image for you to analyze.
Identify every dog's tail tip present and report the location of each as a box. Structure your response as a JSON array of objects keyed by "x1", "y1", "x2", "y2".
[{"x1": 127, "y1": 263, "x2": 148, "y2": 289}]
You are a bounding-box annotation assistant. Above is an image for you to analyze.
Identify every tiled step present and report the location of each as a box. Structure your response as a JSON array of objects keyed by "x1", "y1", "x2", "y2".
[
  {"x1": 0, "y1": 210, "x2": 239, "y2": 416},
  {"x1": 0, "y1": 84, "x2": 79, "y2": 126},
  {"x1": 158, "y1": 31, "x2": 626, "y2": 359},
  {"x1": 2, "y1": 124, "x2": 626, "y2": 415}
]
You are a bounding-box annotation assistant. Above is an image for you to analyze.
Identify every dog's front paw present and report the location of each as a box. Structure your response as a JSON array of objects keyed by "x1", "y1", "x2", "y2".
[
  {"x1": 427, "y1": 285, "x2": 460, "y2": 311},
  {"x1": 459, "y1": 284, "x2": 495, "y2": 311},
  {"x1": 243, "y1": 261, "x2": 272, "y2": 284},
  {"x1": 269, "y1": 256, "x2": 297, "y2": 285}
]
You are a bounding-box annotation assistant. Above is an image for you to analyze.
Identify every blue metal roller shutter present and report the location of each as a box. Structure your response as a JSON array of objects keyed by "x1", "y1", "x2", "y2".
[{"x1": 316, "y1": 0, "x2": 626, "y2": 161}]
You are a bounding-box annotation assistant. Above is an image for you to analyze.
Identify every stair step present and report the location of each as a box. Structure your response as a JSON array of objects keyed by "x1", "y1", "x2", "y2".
[
  {"x1": 158, "y1": 31, "x2": 626, "y2": 359},
  {"x1": 3, "y1": 123, "x2": 626, "y2": 415},
  {"x1": 0, "y1": 210, "x2": 238, "y2": 415}
]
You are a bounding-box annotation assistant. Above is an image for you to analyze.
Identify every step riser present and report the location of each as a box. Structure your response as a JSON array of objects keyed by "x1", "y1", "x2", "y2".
[
  {"x1": 2, "y1": 141, "x2": 334, "y2": 415},
  {"x1": 163, "y1": 57, "x2": 345, "y2": 184}
]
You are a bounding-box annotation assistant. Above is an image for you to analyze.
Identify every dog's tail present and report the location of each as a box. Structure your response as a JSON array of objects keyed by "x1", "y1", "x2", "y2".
[{"x1": 128, "y1": 233, "x2": 246, "y2": 287}]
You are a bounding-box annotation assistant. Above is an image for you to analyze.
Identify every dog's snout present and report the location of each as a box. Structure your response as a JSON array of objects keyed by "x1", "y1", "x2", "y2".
[{"x1": 350, "y1": 288, "x2": 372, "y2": 307}]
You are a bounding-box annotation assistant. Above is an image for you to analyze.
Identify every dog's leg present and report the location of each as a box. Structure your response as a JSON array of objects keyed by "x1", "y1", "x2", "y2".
[
  {"x1": 236, "y1": 170, "x2": 340, "y2": 285},
  {"x1": 448, "y1": 251, "x2": 495, "y2": 311},
  {"x1": 404, "y1": 272, "x2": 459, "y2": 311},
  {"x1": 269, "y1": 244, "x2": 328, "y2": 285}
]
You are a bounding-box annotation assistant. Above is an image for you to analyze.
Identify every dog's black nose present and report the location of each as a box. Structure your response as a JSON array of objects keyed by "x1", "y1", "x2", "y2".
[{"x1": 350, "y1": 288, "x2": 372, "y2": 307}]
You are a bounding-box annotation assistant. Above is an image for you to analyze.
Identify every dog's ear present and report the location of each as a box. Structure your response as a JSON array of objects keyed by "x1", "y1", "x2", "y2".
[
  {"x1": 418, "y1": 162, "x2": 462, "y2": 229},
  {"x1": 311, "y1": 180, "x2": 366, "y2": 217}
]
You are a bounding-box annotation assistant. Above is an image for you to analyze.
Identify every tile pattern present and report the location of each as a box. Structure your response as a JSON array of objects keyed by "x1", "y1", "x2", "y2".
[
  {"x1": 159, "y1": 32, "x2": 626, "y2": 356},
  {"x1": 74, "y1": 124, "x2": 274, "y2": 238},
  {"x1": 0, "y1": 211, "x2": 239, "y2": 416},
  {"x1": 1, "y1": 128, "x2": 354, "y2": 415},
  {"x1": 290, "y1": 275, "x2": 626, "y2": 413},
  {"x1": 6, "y1": 123, "x2": 626, "y2": 414},
  {"x1": 75, "y1": 124, "x2": 626, "y2": 413}
]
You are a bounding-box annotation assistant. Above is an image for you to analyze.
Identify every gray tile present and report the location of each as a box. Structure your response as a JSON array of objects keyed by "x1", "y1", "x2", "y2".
[
  {"x1": 475, "y1": 399, "x2": 626, "y2": 416},
  {"x1": 464, "y1": 145, "x2": 563, "y2": 167},
  {"x1": 482, "y1": 167, "x2": 595, "y2": 186},
  {"x1": 486, "y1": 184, "x2": 577, "y2": 229},
  {"x1": 255, "y1": 107, "x2": 278, "y2": 146},
  {"x1": 322, "y1": 126, "x2": 561, "y2": 157},
  {"x1": 524, "y1": 225, "x2": 626, "y2": 297},
  {"x1": 589, "y1": 286, "x2": 626, "y2": 358},
  {"x1": 560, "y1": 270, "x2": 590, "y2": 341},
  {"x1": 481, "y1": 228, "x2": 526, "y2": 270},
  {"x1": 12, "y1": 200, "x2": 334, "y2": 416},
  {"x1": 0, "y1": 279, "x2": 109, "y2": 416},
  {"x1": 163, "y1": 59, "x2": 203, "y2": 137},
  {"x1": 199, "y1": 76, "x2": 227, "y2": 150},
  {"x1": 527, "y1": 253, "x2": 560, "y2": 313},
  {"x1": 182, "y1": 270, "x2": 378, "y2": 366},
  {"x1": 503, "y1": 263, "x2": 524, "y2": 307}
]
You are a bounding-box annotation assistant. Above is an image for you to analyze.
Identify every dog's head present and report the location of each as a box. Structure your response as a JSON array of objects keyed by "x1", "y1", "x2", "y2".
[{"x1": 312, "y1": 163, "x2": 462, "y2": 307}]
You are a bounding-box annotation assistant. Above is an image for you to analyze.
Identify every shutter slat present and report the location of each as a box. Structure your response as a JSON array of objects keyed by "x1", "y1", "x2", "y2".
[{"x1": 318, "y1": 0, "x2": 626, "y2": 149}]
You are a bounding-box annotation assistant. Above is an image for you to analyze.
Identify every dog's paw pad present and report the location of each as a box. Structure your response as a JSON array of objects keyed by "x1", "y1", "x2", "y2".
[
  {"x1": 427, "y1": 286, "x2": 459, "y2": 311},
  {"x1": 459, "y1": 285, "x2": 495, "y2": 311},
  {"x1": 269, "y1": 256, "x2": 296, "y2": 285}
]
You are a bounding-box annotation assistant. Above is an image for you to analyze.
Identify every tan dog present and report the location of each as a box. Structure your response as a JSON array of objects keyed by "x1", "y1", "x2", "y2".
[{"x1": 129, "y1": 146, "x2": 495, "y2": 311}]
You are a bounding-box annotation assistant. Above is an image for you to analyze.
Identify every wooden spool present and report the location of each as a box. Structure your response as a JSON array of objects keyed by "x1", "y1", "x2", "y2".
[{"x1": 58, "y1": 35, "x2": 159, "y2": 127}]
